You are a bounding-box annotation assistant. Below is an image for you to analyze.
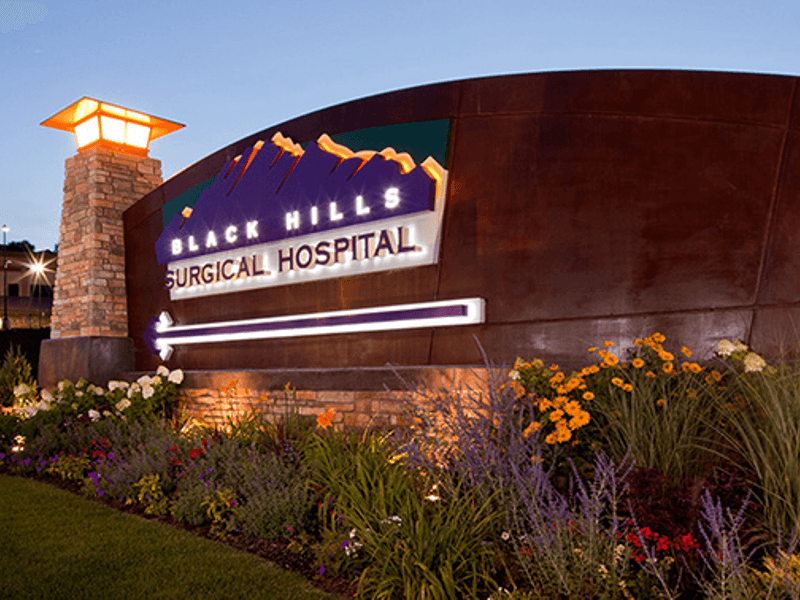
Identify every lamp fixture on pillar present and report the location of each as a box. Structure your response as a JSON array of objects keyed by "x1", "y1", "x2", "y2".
[
  {"x1": 2, "y1": 224, "x2": 9, "y2": 330},
  {"x1": 40, "y1": 97, "x2": 184, "y2": 157}
]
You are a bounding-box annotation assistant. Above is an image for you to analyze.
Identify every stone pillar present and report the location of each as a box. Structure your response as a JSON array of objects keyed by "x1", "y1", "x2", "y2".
[
  {"x1": 51, "y1": 147, "x2": 161, "y2": 338},
  {"x1": 39, "y1": 147, "x2": 161, "y2": 387}
]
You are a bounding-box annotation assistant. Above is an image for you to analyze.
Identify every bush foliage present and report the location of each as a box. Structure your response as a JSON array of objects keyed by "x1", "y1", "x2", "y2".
[{"x1": 4, "y1": 335, "x2": 800, "y2": 598}]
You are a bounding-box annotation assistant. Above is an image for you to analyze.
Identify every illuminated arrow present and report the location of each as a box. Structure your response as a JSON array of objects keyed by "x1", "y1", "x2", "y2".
[{"x1": 144, "y1": 298, "x2": 486, "y2": 361}]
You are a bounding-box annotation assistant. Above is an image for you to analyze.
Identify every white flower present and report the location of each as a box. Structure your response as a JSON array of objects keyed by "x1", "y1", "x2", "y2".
[
  {"x1": 41, "y1": 389, "x2": 53, "y2": 402},
  {"x1": 76, "y1": 391, "x2": 83, "y2": 397},
  {"x1": 127, "y1": 382, "x2": 141, "y2": 398},
  {"x1": 152, "y1": 375, "x2": 162, "y2": 384},
  {"x1": 501, "y1": 531, "x2": 511, "y2": 541},
  {"x1": 137, "y1": 375, "x2": 152, "y2": 386},
  {"x1": 743, "y1": 352, "x2": 767, "y2": 373},
  {"x1": 508, "y1": 370, "x2": 520, "y2": 381},
  {"x1": 116, "y1": 398, "x2": 131, "y2": 412},
  {"x1": 156, "y1": 365, "x2": 170, "y2": 377},
  {"x1": 108, "y1": 380, "x2": 128, "y2": 392},
  {"x1": 168, "y1": 369, "x2": 184, "y2": 384},
  {"x1": 13, "y1": 383, "x2": 30, "y2": 397},
  {"x1": 88, "y1": 409, "x2": 100, "y2": 422},
  {"x1": 58, "y1": 381, "x2": 65, "y2": 392},
  {"x1": 141, "y1": 384, "x2": 155, "y2": 399},
  {"x1": 717, "y1": 339, "x2": 737, "y2": 357}
]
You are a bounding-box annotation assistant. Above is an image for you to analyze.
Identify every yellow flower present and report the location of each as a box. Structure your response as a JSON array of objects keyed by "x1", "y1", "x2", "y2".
[
  {"x1": 634, "y1": 338, "x2": 644, "y2": 347},
  {"x1": 545, "y1": 432, "x2": 557, "y2": 444},
  {"x1": 316, "y1": 409, "x2": 336, "y2": 429},
  {"x1": 662, "y1": 362, "x2": 674, "y2": 374},
  {"x1": 688, "y1": 362, "x2": 702, "y2": 374},
  {"x1": 604, "y1": 340, "x2": 615, "y2": 347},
  {"x1": 632, "y1": 358, "x2": 645, "y2": 368},
  {"x1": 582, "y1": 391, "x2": 595, "y2": 400},
  {"x1": 564, "y1": 400, "x2": 582, "y2": 416},
  {"x1": 555, "y1": 419, "x2": 572, "y2": 442},
  {"x1": 681, "y1": 346, "x2": 693, "y2": 358},
  {"x1": 611, "y1": 377, "x2": 624, "y2": 387},
  {"x1": 645, "y1": 371, "x2": 656, "y2": 378},
  {"x1": 549, "y1": 372, "x2": 566, "y2": 386},
  {"x1": 522, "y1": 421, "x2": 536, "y2": 438},
  {"x1": 549, "y1": 409, "x2": 565, "y2": 422},
  {"x1": 623, "y1": 383, "x2": 633, "y2": 392},
  {"x1": 553, "y1": 396, "x2": 569, "y2": 408},
  {"x1": 652, "y1": 332, "x2": 666, "y2": 343},
  {"x1": 568, "y1": 409, "x2": 590, "y2": 429},
  {"x1": 538, "y1": 398, "x2": 553, "y2": 411},
  {"x1": 659, "y1": 351, "x2": 675, "y2": 362},
  {"x1": 587, "y1": 365, "x2": 600, "y2": 374},
  {"x1": 711, "y1": 370, "x2": 722, "y2": 382},
  {"x1": 549, "y1": 364, "x2": 560, "y2": 371}
]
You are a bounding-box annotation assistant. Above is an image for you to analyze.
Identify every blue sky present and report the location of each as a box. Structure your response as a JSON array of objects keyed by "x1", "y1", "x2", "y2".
[{"x1": 1, "y1": 0, "x2": 799, "y2": 251}]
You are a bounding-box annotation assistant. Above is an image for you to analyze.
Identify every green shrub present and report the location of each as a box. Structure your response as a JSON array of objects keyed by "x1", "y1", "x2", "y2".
[
  {"x1": 0, "y1": 345, "x2": 36, "y2": 407},
  {"x1": 306, "y1": 430, "x2": 500, "y2": 598},
  {"x1": 132, "y1": 474, "x2": 170, "y2": 517}
]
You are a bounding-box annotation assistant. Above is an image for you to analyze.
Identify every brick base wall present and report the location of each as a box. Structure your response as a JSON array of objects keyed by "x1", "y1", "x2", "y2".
[{"x1": 167, "y1": 367, "x2": 495, "y2": 431}]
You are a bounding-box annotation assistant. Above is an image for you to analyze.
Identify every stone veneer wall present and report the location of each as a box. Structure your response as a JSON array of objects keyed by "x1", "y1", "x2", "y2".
[
  {"x1": 52, "y1": 147, "x2": 161, "y2": 338},
  {"x1": 171, "y1": 368, "x2": 495, "y2": 431}
]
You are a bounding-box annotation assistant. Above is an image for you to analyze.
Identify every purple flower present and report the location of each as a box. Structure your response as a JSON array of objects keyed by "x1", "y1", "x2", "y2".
[{"x1": 318, "y1": 565, "x2": 325, "y2": 576}]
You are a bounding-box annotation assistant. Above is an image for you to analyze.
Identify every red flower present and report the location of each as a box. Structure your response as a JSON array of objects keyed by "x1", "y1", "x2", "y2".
[
  {"x1": 190, "y1": 448, "x2": 201, "y2": 459},
  {"x1": 169, "y1": 445, "x2": 178, "y2": 452}
]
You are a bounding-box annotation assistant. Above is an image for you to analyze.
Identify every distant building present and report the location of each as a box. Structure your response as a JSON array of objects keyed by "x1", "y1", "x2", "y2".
[{"x1": 1, "y1": 248, "x2": 56, "y2": 329}]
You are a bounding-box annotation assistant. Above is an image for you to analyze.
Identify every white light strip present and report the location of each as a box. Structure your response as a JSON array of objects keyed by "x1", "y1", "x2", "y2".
[{"x1": 151, "y1": 298, "x2": 485, "y2": 360}]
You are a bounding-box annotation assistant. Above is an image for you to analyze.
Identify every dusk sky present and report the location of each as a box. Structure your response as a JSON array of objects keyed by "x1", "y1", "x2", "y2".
[{"x1": 2, "y1": 0, "x2": 800, "y2": 252}]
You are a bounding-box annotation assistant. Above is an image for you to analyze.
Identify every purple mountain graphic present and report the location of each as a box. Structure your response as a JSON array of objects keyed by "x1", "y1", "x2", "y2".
[{"x1": 155, "y1": 134, "x2": 442, "y2": 265}]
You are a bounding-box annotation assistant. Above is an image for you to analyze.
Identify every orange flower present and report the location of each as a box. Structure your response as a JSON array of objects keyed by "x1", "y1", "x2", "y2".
[
  {"x1": 611, "y1": 377, "x2": 624, "y2": 387},
  {"x1": 316, "y1": 409, "x2": 336, "y2": 429},
  {"x1": 657, "y1": 398, "x2": 666, "y2": 407},
  {"x1": 662, "y1": 362, "x2": 674, "y2": 374},
  {"x1": 587, "y1": 347, "x2": 598, "y2": 353},
  {"x1": 622, "y1": 383, "x2": 633, "y2": 392},
  {"x1": 632, "y1": 358, "x2": 645, "y2": 368},
  {"x1": 681, "y1": 346, "x2": 693, "y2": 358},
  {"x1": 645, "y1": 371, "x2": 657, "y2": 378},
  {"x1": 582, "y1": 391, "x2": 595, "y2": 401},
  {"x1": 603, "y1": 340, "x2": 615, "y2": 347}
]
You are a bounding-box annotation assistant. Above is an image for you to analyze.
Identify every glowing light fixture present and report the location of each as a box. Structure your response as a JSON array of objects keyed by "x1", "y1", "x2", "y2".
[{"x1": 41, "y1": 97, "x2": 184, "y2": 156}]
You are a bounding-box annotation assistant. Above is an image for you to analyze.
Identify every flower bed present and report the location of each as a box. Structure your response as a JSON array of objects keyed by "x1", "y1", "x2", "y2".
[{"x1": 2, "y1": 336, "x2": 800, "y2": 598}]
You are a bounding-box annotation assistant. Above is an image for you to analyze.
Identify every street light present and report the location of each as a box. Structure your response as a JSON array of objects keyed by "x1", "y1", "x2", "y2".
[
  {"x1": 29, "y1": 258, "x2": 45, "y2": 328},
  {"x1": 2, "y1": 224, "x2": 9, "y2": 330}
]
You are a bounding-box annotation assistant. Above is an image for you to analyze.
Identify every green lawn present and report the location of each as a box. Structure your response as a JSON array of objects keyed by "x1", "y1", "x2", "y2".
[{"x1": 0, "y1": 475, "x2": 346, "y2": 600}]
